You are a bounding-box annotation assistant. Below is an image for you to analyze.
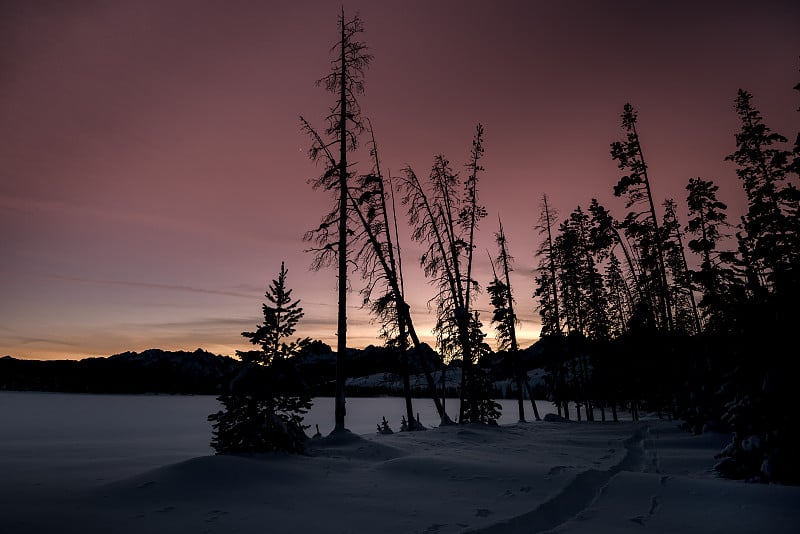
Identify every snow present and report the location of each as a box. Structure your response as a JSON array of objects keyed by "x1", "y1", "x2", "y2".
[
  {"x1": 345, "y1": 368, "x2": 548, "y2": 399},
  {"x1": 1, "y1": 391, "x2": 798, "y2": 533}
]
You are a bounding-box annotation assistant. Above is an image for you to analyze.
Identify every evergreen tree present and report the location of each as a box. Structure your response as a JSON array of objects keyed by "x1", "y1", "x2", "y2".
[
  {"x1": 488, "y1": 218, "x2": 539, "y2": 421},
  {"x1": 209, "y1": 263, "x2": 312, "y2": 454},
  {"x1": 726, "y1": 89, "x2": 798, "y2": 296},
  {"x1": 238, "y1": 262, "x2": 307, "y2": 365},
  {"x1": 588, "y1": 198, "x2": 642, "y2": 324},
  {"x1": 712, "y1": 88, "x2": 800, "y2": 484},
  {"x1": 604, "y1": 254, "x2": 630, "y2": 338},
  {"x1": 685, "y1": 177, "x2": 743, "y2": 332},
  {"x1": 459, "y1": 312, "x2": 501, "y2": 424},
  {"x1": 661, "y1": 199, "x2": 701, "y2": 335},
  {"x1": 554, "y1": 207, "x2": 609, "y2": 341},
  {"x1": 611, "y1": 103, "x2": 672, "y2": 332},
  {"x1": 533, "y1": 194, "x2": 562, "y2": 337}
]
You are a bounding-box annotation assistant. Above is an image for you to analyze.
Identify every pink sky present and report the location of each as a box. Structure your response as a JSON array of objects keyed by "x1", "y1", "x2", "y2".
[{"x1": 1, "y1": 0, "x2": 798, "y2": 360}]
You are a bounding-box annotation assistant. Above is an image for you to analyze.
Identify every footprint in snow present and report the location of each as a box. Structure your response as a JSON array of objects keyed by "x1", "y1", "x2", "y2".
[{"x1": 547, "y1": 465, "x2": 571, "y2": 476}]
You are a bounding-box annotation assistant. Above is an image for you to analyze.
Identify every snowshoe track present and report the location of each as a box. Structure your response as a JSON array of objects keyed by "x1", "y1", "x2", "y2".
[{"x1": 464, "y1": 423, "x2": 649, "y2": 534}]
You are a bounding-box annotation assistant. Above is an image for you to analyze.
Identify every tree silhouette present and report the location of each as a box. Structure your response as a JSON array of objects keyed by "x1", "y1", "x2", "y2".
[
  {"x1": 726, "y1": 89, "x2": 798, "y2": 297},
  {"x1": 488, "y1": 218, "x2": 539, "y2": 421},
  {"x1": 661, "y1": 199, "x2": 701, "y2": 335},
  {"x1": 301, "y1": 9, "x2": 372, "y2": 431},
  {"x1": 209, "y1": 263, "x2": 312, "y2": 454},
  {"x1": 685, "y1": 177, "x2": 741, "y2": 332},
  {"x1": 710, "y1": 88, "x2": 800, "y2": 484},
  {"x1": 399, "y1": 124, "x2": 495, "y2": 424},
  {"x1": 533, "y1": 194, "x2": 562, "y2": 337},
  {"x1": 348, "y1": 122, "x2": 450, "y2": 427},
  {"x1": 611, "y1": 103, "x2": 673, "y2": 332},
  {"x1": 238, "y1": 262, "x2": 308, "y2": 365}
]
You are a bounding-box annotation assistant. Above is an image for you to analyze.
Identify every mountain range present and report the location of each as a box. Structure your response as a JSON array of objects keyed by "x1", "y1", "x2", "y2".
[{"x1": 0, "y1": 343, "x2": 547, "y2": 396}]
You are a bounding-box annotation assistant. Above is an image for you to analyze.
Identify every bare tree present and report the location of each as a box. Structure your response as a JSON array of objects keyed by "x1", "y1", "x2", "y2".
[
  {"x1": 301, "y1": 9, "x2": 371, "y2": 431},
  {"x1": 399, "y1": 124, "x2": 495, "y2": 424},
  {"x1": 349, "y1": 121, "x2": 451, "y2": 427}
]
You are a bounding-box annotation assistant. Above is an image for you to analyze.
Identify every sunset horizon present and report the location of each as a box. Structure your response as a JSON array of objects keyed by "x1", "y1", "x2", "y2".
[{"x1": 2, "y1": 0, "x2": 798, "y2": 361}]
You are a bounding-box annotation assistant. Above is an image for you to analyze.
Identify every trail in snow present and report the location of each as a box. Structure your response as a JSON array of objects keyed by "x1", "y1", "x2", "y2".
[{"x1": 465, "y1": 424, "x2": 650, "y2": 534}]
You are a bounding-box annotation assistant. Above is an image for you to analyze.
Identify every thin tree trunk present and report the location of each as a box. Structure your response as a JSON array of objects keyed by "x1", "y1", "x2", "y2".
[
  {"x1": 671, "y1": 215, "x2": 703, "y2": 333},
  {"x1": 542, "y1": 195, "x2": 562, "y2": 334},
  {"x1": 334, "y1": 13, "x2": 348, "y2": 431},
  {"x1": 497, "y1": 219, "x2": 526, "y2": 422},
  {"x1": 407, "y1": 320, "x2": 453, "y2": 424},
  {"x1": 524, "y1": 378, "x2": 541, "y2": 421},
  {"x1": 400, "y1": 170, "x2": 461, "y2": 424},
  {"x1": 398, "y1": 309, "x2": 415, "y2": 429},
  {"x1": 632, "y1": 121, "x2": 673, "y2": 332},
  {"x1": 347, "y1": 186, "x2": 449, "y2": 426},
  {"x1": 370, "y1": 127, "x2": 416, "y2": 430}
]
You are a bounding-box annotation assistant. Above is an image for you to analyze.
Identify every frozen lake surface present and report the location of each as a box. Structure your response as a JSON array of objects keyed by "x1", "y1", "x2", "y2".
[
  {"x1": 0, "y1": 391, "x2": 557, "y2": 491},
  {"x1": 3, "y1": 391, "x2": 799, "y2": 534}
]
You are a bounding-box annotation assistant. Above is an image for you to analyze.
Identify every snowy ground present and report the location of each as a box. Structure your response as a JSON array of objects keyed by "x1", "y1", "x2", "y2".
[{"x1": 1, "y1": 392, "x2": 799, "y2": 533}]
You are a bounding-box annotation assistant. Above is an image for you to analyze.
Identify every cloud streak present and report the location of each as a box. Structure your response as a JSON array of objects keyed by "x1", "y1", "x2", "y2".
[{"x1": 48, "y1": 274, "x2": 260, "y2": 300}]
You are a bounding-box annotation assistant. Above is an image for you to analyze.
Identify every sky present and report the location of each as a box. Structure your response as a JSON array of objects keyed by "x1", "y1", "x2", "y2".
[
  {"x1": 1, "y1": 0, "x2": 798, "y2": 360},
  {"x1": 2, "y1": 392, "x2": 800, "y2": 532}
]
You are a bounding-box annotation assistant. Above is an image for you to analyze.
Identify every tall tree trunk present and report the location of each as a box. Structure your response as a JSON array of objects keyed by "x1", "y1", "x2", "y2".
[
  {"x1": 524, "y1": 379, "x2": 542, "y2": 421},
  {"x1": 334, "y1": 14, "x2": 348, "y2": 431},
  {"x1": 497, "y1": 219, "x2": 529, "y2": 422},
  {"x1": 542, "y1": 195, "x2": 562, "y2": 334},
  {"x1": 398, "y1": 308, "x2": 415, "y2": 429},
  {"x1": 406, "y1": 317, "x2": 453, "y2": 424},
  {"x1": 670, "y1": 211, "x2": 703, "y2": 333},
  {"x1": 631, "y1": 120, "x2": 673, "y2": 332},
  {"x1": 347, "y1": 185, "x2": 449, "y2": 425},
  {"x1": 385, "y1": 171, "x2": 416, "y2": 430}
]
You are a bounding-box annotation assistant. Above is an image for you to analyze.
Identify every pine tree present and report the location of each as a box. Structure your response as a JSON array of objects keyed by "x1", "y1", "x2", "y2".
[
  {"x1": 238, "y1": 262, "x2": 307, "y2": 365},
  {"x1": 488, "y1": 218, "x2": 539, "y2": 421},
  {"x1": 588, "y1": 198, "x2": 642, "y2": 323},
  {"x1": 685, "y1": 177, "x2": 742, "y2": 332},
  {"x1": 726, "y1": 89, "x2": 798, "y2": 296},
  {"x1": 604, "y1": 254, "x2": 630, "y2": 338},
  {"x1": 209, "y1": 263, "x2": 312, "y2": 454},
  {"x1": 661, "y1": 199, "x2": 701, "y2": 335},
  {"x1": 611, "y1": 103, "x2": 672, "y2": 332},
  {"x1": 459, "y1": 312, "x2": 501, "y2": 425},
  {"x1": 533, "y1": 194, "x2": 563, "y2": 337},
  {"x1": 712, "y1": 88, "x2": 800, "y2": 484}
]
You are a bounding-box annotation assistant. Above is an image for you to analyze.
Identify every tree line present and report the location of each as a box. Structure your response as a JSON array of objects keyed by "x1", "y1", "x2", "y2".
[{"x1": 210, "y1": 10, "x2": 799, "y2": 485}]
